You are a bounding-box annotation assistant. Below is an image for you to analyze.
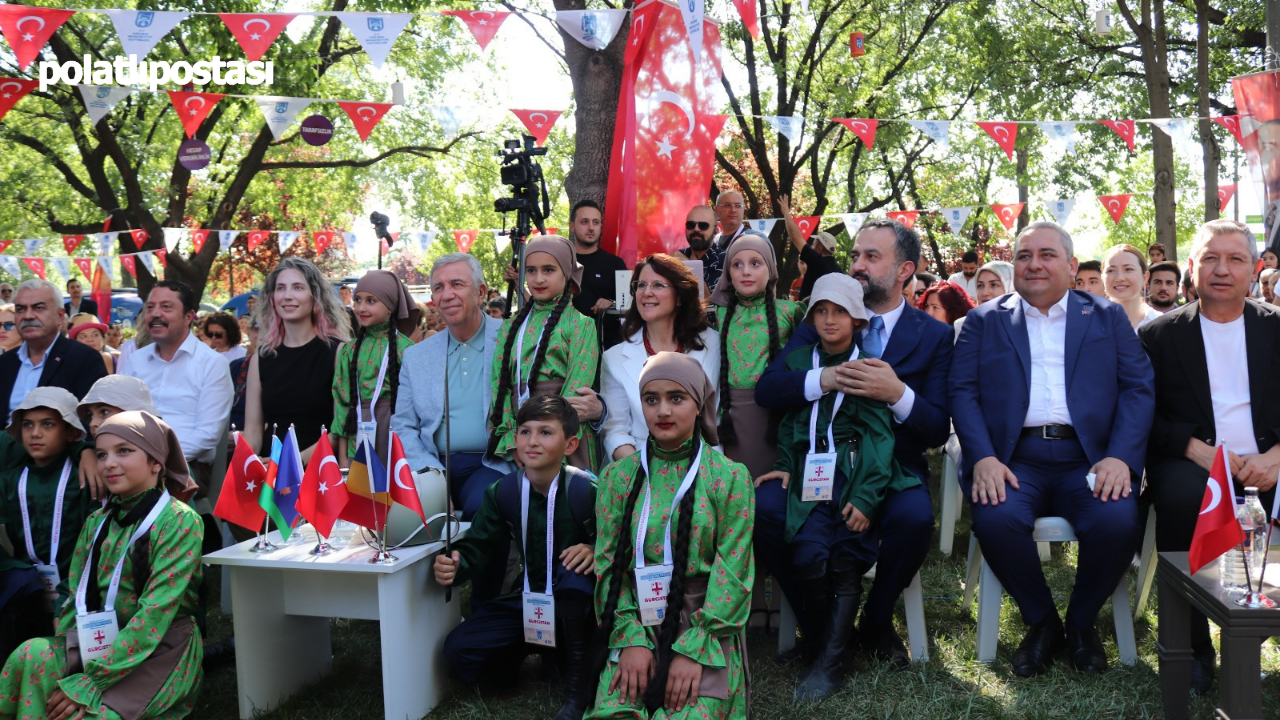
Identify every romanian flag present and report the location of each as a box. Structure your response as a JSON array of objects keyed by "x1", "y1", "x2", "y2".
[
  {"x1": 337, "y1": 436, "x2": 392, "y2": 530},
  {"x1": 258, "y1": 435, "x2": 291, "y2": 541}
]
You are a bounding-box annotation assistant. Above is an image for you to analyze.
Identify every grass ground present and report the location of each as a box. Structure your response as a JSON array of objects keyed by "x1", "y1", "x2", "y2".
[{"x1": 193, "y1": 454, "x2": 1280, "y2": 719}]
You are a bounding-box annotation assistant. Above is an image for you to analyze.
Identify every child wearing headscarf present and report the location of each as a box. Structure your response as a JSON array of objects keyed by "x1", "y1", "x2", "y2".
[
  {"x1": 0, "y1": 411, "x2": 201, "y2": 720},
  {"x1": 332, "y1": 270, "x2": 419, "y2": 465},
  {"x1": 586, "y1": 352, "x2": 753, "y2": 720},
  {"x1": 489, "y1": 235, "x2": 600, "y2": 472}
]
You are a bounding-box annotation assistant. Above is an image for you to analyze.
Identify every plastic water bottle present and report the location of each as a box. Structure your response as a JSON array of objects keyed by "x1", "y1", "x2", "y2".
[
  {"x1": 1220, "y1": 489, "x2": 1268, "y2": 594},
  {"x1": 1219, "y1": 498, "x2": 1248, "y2": 594}
]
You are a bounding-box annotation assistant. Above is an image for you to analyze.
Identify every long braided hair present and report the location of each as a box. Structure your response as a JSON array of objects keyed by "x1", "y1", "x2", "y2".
[
  {"x1": 342, "y1": 322, "x2": 402, "y2": 440},
  {"x1": 486, "y1": 291, "x2": 572, "y2": 458},
  {"x1": 716, "y1": 279, "x2": 782, "y2": 445}
]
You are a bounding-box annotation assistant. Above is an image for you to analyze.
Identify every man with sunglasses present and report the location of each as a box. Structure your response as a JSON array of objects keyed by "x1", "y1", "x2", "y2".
[{"x1": 679, "y1": 204, "x2": 726, "y2": 295}]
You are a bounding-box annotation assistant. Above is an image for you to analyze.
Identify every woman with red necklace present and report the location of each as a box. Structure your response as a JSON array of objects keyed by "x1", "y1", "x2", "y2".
[{"x1": 600, "y1": 254, "x2": 719, "y2": 461}]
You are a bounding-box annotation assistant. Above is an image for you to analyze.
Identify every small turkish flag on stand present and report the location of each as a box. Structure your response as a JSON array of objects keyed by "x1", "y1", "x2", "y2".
[
  {"x1": 214, "y1": 433, "x2": 269, "y2": 533},
  {"x1": 1098, "y1": 193, "x2": 1133, "y2": 225},
  {"x1": 510, "y1": 109, "x2": 563, "y2": 146},
  {"x1": 1188, "y1": 445, "x2": 1244, "y2": 575},
  {"x1": 167, "y1": 91, "x2": 225, "y2": 138},
  {"x1": 388, "y1": 433, "x2": 427, "y2": 527},
  {"x1": 441, "y1": 10, "x2": 511, "y2": 51},
  {"x1": 297, "y1": 430, "x2": 348, "y2": 539},
  {"x1": 976, "y1": 122, "x2": 1018, "y2": 161},
  {"x1": 887, "y1": 210, "x2": 919, "y2": 229},
  {"x1": 831, "y1": 118, "x2": 878, "y2": 149},
  {"x1": 0, "y1": 7, "x2": 75, "y2": 70}
]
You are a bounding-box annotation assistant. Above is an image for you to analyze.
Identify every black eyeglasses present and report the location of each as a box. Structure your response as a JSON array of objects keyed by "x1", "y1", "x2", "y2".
[
  {"x1": 0, "y1": 322, "x2": 13, "y2": 331},
  {"x1": 685, "y1": 221, "x2": 712, "y2": 231},
  {"x1": 208, "y1": 331, "x2": 225, "y2": 339}
]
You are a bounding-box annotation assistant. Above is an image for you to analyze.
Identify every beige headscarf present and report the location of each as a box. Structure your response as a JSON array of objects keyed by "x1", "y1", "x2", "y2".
[
  {"x1": 805, "y1": 273, "x2": 869, "y2": 324},
  {"x1": 95, "y1": 411, "x2": 198, "y2": 502},
  {"x1": 355, "y1": 270, "x2": 421, "y2": 336},
  {"x1": 638, "y1": 351, "x2": 719, "y2": 446},
  {"x1": 524, "y1": 234, "x2": 584, "y2": 294},
  {"x1": 77, "y1": 375, "x2": 160, "y2": 430},
  {"x1": 977, "y1": 261, "x2": 1014, "y2": 298},
  {"x1": 708, "y1": 233, "x2": 777, "y2": 307}
]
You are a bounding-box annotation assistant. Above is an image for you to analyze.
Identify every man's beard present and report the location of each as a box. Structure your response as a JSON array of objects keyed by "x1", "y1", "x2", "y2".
[
  {"x1": 853, "y1": 271, "x2": 895, "y2": 306},
  {"x1": 686, "y1": 233, "x2": 710, "y2": 251},
  {"x1": 1149, "y1": 294, "x2": 1175, "y2": 309},
  {"x1": 963, "y1": 270, "x2": 976, "y2": 279},
  {"x1": 573, "y1": 230, "x2": 598, "y2": 247}
]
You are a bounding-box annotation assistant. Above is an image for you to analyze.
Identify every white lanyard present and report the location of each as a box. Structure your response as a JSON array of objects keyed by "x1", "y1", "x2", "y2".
[
  {"x1": 75, "y1": 491, "x2": 171, "y2": 615},
  {"x1": 355, "y1": 347, "x2": 390, "y2": 439},
  {"x1": 634, "y1": 442, "x2": 704, "y2": 570},
  {"x1": 514, "y1": 313, "x2": 545, "y2": 407},
  {"x1": 18, "y1": 458, "x2": 73, "y2": 566},
  {"x1": 808, "y1": 347, "x2": 856, "y2": 454},
  {"x1": 520, "y1": 472, "x2": 559, "y2": 595}
]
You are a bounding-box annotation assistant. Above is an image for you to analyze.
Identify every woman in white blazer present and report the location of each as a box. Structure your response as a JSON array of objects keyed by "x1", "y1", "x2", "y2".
[{"x1": 601, "y1": 253, "x2": 720, "y2": 461}]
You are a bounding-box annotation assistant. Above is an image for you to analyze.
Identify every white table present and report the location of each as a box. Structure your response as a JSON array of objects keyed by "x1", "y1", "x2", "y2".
[{"x1": 204, "y1": 526, "x2": 468, "y2": 720}]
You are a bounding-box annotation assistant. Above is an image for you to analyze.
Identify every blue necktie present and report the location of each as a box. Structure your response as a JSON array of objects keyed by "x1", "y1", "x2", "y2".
[{"x1": 862, "y1": 316, "x2": 884, "y2": 359}]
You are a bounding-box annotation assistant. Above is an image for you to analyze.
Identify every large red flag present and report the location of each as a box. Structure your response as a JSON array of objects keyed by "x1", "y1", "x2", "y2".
[
  {"x1": 297, "y1": 430, "x2": 348, "y2": 538},
  {"x1": 1188, "y1": 445, "x2": 1244, "y2": 574},
  {"x1": 388, "y1": 433, "x2": 427, "y2": 526},
  {"x1": 214, "y1": 433, "x2": 269, "y2": 532}
]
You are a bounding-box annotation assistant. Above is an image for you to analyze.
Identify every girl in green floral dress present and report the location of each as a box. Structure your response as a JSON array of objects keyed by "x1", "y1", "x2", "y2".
[
  {"x1": 0, "y1": 411, "x2": 202, "y2": 720},
  {"x1": 489, "y1": 234, "x2": 600, "y2": 472},
  {"x1": 587, "y1": 352, "x2": 754, "y2": 720},
  {"x1": 708, "y1": 234, "x2": 806, "y2": 480}
]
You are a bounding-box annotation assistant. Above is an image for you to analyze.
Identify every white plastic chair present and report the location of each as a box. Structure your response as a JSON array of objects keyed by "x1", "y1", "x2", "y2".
[
  {"x1": 777, "y1": 565, "x2": 928, "y2": 662},
  {"x1": 1133, "y1": 506, "x2": 1158, "y2": 620},
  {"x1": 938, "y1": 435, "x2": 964, "y2": 556},
  {"x1": 963, "y1": 516, "x2": 1137, "y2": 665}
]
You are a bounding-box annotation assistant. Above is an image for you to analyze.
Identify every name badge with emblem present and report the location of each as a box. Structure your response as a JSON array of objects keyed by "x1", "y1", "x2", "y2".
[
  {"x1": 801, "y1": 347, "x2": 854, "y2": 503},
  {"x1": 633, "y1": 442, "x2": 703, "y2": 627},
  {"x1": 521, "y1": 472, "x2": 559, "y2": 647},
  {"x1": 18, "y1": 459, "x2": 73, "y2": 601},
  {"x1": 356, "y1": 348, "x2": 390, "y2": 449}
]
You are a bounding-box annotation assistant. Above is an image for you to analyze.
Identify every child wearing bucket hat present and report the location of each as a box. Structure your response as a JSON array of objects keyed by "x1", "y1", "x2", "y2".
[{"x1": 754, "y1": 274, "x2": 918, "y2": 702}]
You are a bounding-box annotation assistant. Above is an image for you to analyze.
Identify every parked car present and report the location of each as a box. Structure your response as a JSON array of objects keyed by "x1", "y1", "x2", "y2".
[{"x1": 220, "y1": 291, "x2": 259, "y2": 318}]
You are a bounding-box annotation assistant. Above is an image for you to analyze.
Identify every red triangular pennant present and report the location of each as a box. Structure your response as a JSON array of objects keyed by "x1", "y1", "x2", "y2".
[
  {"x1": 120, "y1": 255, "x2": 137, "y2": 278},
  {"x1": 61, "y1": 234, "x2": 84, "y2": 255},
  {"x1": 1098, "y1": 193, "x2": 1132, "y2": 224},
  {"x1": 313, "y1": 231, "x2": 335, "y2": 255},
  {"x1": 989, "y1": 202, "x2": 1025, "y2": 231},
  {"x1": 189, "y1": 229, "x2": 210, "y2": 254},
  {"x1": 0, "y1": 241, "x2": 10, "y2": 254},
  {"x1": 154, "y1": 248, "x2": 167, "y2": 267},
  {"x1": 167, "y1": 91, "x2": 225, "y2": 138},
  {"x1": 440, "y1": 10, "x2": 511, "y2": 51},
  {"x1": 337, "y1": 102, "x2": 393, "y2": 142},
  {"x1": 247, "y1": 230, "x2": 270, "y2": 251},
  {"x1": 510, "y1": 109, "x2": 563, "y2": 146},
  {"x1": 0, "y1": 78, "x2": 39, "y2": 122},
  {"x1": 701, "y1": 114, "x2": 729, "y2": 142},
  {"x1": 1212, "y1": 116, "x2": 1243, "y2": 146},
  {"x1": 1097, "y1": 120, "x2": 1136, "y2": 154},
  {"x1": 793, "y1": 216, "x2": 821, "y2": 242},
  {"x1": 886, "y1": 210, "x2": 919, "y2": 229},
  {"x1": 977, "y1": 121, "x2": 1018, "y2": 161},
  {"x1": 73, "y1": 257, "x2": 92, "y2": 278},
  {"x1": 831, "y1": 118, "x2": 878, "y2": 149},
  {"x1": 129, "y1": 229, "x2": 148, "y2": 251},
  {"x1": 22, "y1": 257, "x2": 45, "y2": 280},
  {"x1": 1217, "y1": 183, "x2": 1237, "y2": 213},
  {"x1": 453, "y1": 229, "x2": 478, "y2": 253},
  {"x1": 0, "y1": 7, "x2": 75, "y2": 71},
  {"x1": 730, "y1": 0, "x2": 759, "y2": 40},
  {"x1": 218, "y1": 13, "x2": 296, "y2": 62}
]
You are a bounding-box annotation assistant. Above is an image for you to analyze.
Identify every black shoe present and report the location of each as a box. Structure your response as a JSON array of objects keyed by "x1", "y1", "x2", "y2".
[
  {"x1": 202, "y1": 636, "x2": 236, "y2": 669},
  {"x1": 794, "y1": 569, "x2": 861, "y2": 703},
  {"x1": 1189, "y1": 649, "x2": 1215, "y2": 696},
  {"x1": 552, "y1": 608, "x2": 597, "y2": 720},
  {"x1": 1066, "y1": 623, "x2": 1108, "y2": 674},
  {"x1": 1011, "y1": 617, "x2": 1064, "y2": 678},
  {"x1": 776, "y1": 636, "x2": 820, "y2": 665},
  {"x1": 859, "y1": 622, "x2": 910, "y2": 670}
]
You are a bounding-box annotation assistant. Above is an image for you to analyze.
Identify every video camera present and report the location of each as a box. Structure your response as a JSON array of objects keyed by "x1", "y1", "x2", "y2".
[{"x1": 494, "y1": 135, "x2": 550, "y2": 316}]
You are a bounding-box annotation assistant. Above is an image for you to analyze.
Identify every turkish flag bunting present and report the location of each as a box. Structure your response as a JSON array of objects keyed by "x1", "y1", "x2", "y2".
[
  {"x1": 313, "y1": 231, "x2": 336, "y2": 255},
  {"x1": 247, "y1": 230, "x2": 270, "y2": 251},
  {"x1": 1097, "y1": 120, "x2": 1136, "y2": 154},
  {"x1": 441, "y1": 10, "x2": 511, "y2": 51},
  {"x1": 730, "y1": 0, "x2": 760, "y2": 40},
  {"x1": 887, "y1": 210, "x2": 919, "y2": 229},
  {"x1": 61, "y1": 235, "x2": 84, "y2": 255},
  {"x1": 510, "y1": 109, "x2": 564, "y2": 146},
  {"x1": 388, "y1": 433, "x2": 427, "y2": 526},
  {"x1": 0, "y1": 241, "x2": 10, "y2": 254},
  {"x1": 296, "y1": 429, "x2": 348, "y2": 539},
  {"x1": 0, "y1": 78, "x2": 39, "y2": 122},
  {"x1": 73, "y1": 257, "x2": 92, "y2": 278},
  {"x1": 167, "y1": 91, "x2": 224, "y2": 138},
  {"x1": 218, "y1": 13, "x2": 296, "y2": 62},
  {"x1": 154, "y1": 248, "x2": 167, "y2": 267},
  {"x1": 189, "y1": 229, "x2": 210, "y2": 254},
  {"x1": 1098, "y1": 193, "x2": 1132, "y2": 225},
  {"x1": 0, "y1": 7, "x2": 75, "y2": 71},
  {"x1": 129, "y1": 229, "x2": 149, "y2": 250},
  {"x1": 454, "y1": 229, "x2": 478, "y2": 253},
  {"x1": 1218, "y1": 183, "x2": 1237, "y2": 213},
  {"x1": 1188, "y1": 445, "x2": 1245, "y2": 574},
  {"x1": 22, "y1": 258, "x2": 45, "y2": 280},
  {"x1": 977, "y1": 122, "x2": 1018, "y2": 160},
  {"x1": 990, "y1": 202, "x2": 1025, "y2": 231},
  {"x1": 120, "y1": 255, "x2": 137, "y2": 278},
  {"x1": 338, "y1": 101, "x2": 393, "y2": 142},
  {"x1": 793, "y1": 216, "x2": 821, "y2": 242},
  {"x1": 1212, "y1": 116, "x2": 1244, "y2": 146},
  {"x1": 215, "y1": 432, "x2": 269, "y2": 532},
  {"x1": 831, "y1": 118, "x2": 878, "y2": 149}
]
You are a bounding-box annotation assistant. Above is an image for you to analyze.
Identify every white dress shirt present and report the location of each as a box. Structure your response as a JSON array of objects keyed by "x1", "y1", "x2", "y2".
[
  {"x1": 122, "y1": 332, "x2": 233, "y2": 463},
  {"x1": 1199, "y1": 314, "x2": 1258, "y2": 456},
  {"x1": 802, "y1": 295, "x2": 916, "y2": 422},
  {"x1": 8, "y1": 341, "x2": 48, "y2": 421},
  {"x1": 1015, "y1": 293, "x2": 1072, "y2": 427},
  {"x1": 947, "y1": 271, "x2": 979, "y2": 299}
]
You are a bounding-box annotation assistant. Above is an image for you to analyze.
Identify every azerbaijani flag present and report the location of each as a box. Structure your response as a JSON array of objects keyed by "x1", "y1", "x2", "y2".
[
  {"x1": 337, "y1": 435, "x2": 392, "y2": 530},
  {"x1": 258, "y1": 434, "x2": 291, "y2": 541},
  {"x1": 273, "y1": 426, "x2": 305, "y2": 529}
]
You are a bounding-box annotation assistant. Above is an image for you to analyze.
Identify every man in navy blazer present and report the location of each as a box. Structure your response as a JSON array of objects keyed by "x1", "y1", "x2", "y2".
[
  {"x1": 755, "y1": 217, "x2": 953, "y2": 666},
  {"x1": 950, "y1": 221, "x2": 1153, "y2": 677}
]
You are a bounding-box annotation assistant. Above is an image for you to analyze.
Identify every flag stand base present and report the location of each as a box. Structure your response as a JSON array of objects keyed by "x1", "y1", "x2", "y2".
[
  {"x1": 368, "y1": 548, "x2": 398, "y2": 564},
  {"x1": 310, "y1": 540, "x2": 334, "y2": 556},
  {"x1": 248, "y1": 535, "x2": 278, "y2": 553},
  {"x1": 1234, "y1": 590, "x2": 1276, "y2": 609}
]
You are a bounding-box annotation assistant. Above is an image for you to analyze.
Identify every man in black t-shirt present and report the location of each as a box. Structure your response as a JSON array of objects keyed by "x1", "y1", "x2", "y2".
[
  {"x1": 781, "y1": 194, "x2": 841, "y2": 301},
  {"x1": 569, "y1": 200, "x2": 628, "y2": 350}
]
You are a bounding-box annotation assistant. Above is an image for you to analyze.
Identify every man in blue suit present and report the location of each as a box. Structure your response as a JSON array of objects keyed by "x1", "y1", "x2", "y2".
[
  {"x1": 755, "y1": 217, "x2": 953, "y2": 666},
  {"x1": 950, "y1": 221, "x2": 1153, "y2": 676}
]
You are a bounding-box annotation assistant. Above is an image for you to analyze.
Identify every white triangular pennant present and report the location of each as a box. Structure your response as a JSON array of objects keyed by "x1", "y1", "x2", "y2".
[
  {"x1": 940, "y1": 207, "x2": 973, "y2": 237},
  {"x1": 22, "y1": 238, "x2": 42, "y2": 255},
  {"x1": 138, "y1": 251, "x2": 155, "y2": 274},
  {"x1": 105, "y1": 10, "x2": 190, "y2": 59},
  {"x1": 838, "y1": 213, "x2": 867, "y2": 237},
  {"x1": 75, "y1": 85, "x2": 134, "y2": 124},
  {"x1": 410, "y1": 230, "x2": 437, "y2": 252},
  {"x1": 162, "y1": 227, "x2": 184, "y2": 252},
  {"x1": 336, "y1": 13, "x2": 413, "y2": 69},
  {"x1": 677, "y1": 0, "x2": 705, "y2": 68},
  {"x1": 1037, "y1": 121, "x2": 1079, "y2": 154},
  {"x1": 747, "y1": 218, "x2": 779, "y2": 236},
  {"x1": 1149, "y1": 118, "x2": 1194, "y2": 148},
  {"x1": 277, "y1": 230, "x2": 300, "y2": 254},
  {"x1": 1047, "y1": 198, "x2": 1077, "y2": 226},
  {"x1": 905, "y1": 120, "x2": 951, "y2": 150},
  {"x1": 218, "y1": 230, "x2": 239, "y2": 250},
  {"x1": 255, "y1": 97, "x2": 311, "y2": 140},
  {"x1": 494, "y1": 230, "x2": 511, "y2": 254},
  {"x1": 97, "y1": 233, "x2": 116, "y2": 256},
  {"x1": 555, "y1": 10, "x2": 627, "y2": 51},
  {"x1": 343, "y1": 232, "x2": 359, "y2": 254},
  {"x1": 96, "y1": 257, "x2": 114, "y2": 282},
  {"x1": 51, "y1": 257, "x2": 72, "y2": 281},
  {"x1": 0, "y1": 257, "x2": 19, "y2": 279},
  {"x1": 765, "y1": 116, "x2": 804, "y2": 144},
  {"x1": 428, "y1": 105, "x2": 466, "y2": 136}
]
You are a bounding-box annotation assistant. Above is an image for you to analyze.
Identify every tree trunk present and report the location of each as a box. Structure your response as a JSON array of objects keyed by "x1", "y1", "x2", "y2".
[
  {"x1": 555, "y1": 0, "x2": 626, "y2": 208},
  {"x1": 1196, "y1": 0, "x2": 1220, "y2": 252},
  {"x1": 1015, "y1": 141, "x2": 1030, "y2": 235}
]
